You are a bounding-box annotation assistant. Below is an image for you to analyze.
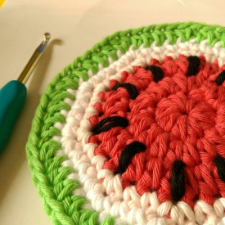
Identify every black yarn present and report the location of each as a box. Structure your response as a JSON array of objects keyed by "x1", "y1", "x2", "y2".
[
  {"x1": 171, "y1": 160, "x2": 185, "y2": 203},
  {"x1": 92, "y1": 116, "x2": 128, "y2": 135},
  {"x1": 186, "y1": 56, "x2": 200, "y2": 76},
  {"x1": 216, "y1": 71, "x2": 225, "y2": 86},
  {"x1": 214, "y1": 155, "x2": 225, "y2": 182},
  {"x1": 112, "y1": 83, "x2": 138, "y2": 99},
  {"x1": 145, "y1": 65, "x2": 164, "y2": 83},
  {"x1": 118, "y1": 141, "x2": 146, "y2": 174}
]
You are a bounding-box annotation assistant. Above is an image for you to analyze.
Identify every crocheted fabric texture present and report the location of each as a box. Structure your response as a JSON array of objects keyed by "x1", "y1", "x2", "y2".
[{"x1": 26, "y1": 22, "x2": 225, "y2": 225}]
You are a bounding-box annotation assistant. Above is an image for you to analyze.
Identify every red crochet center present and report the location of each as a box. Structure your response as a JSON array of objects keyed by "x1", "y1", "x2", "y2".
[{"x1": 88, "y1": 54, "x2": 225, "y2": 208}]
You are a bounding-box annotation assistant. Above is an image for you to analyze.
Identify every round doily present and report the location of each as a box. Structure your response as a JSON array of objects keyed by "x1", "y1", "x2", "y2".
[{"x1": 26, "y1": 22, "x2": 225, "y2": 225}]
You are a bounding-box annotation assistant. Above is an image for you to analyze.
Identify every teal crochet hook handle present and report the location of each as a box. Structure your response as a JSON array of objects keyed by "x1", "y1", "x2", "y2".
[
  {"x1": 0, "y1": 33, "x2": 50, "y2": 153},
  {"x1": 0, "y1": 81, "x2": 27, "y2": 152}
]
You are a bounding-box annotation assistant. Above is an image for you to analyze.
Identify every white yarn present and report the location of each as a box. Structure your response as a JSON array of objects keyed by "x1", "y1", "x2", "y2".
[{"x1": 53, "y1": 39, "x2": 225, "y2": 225}]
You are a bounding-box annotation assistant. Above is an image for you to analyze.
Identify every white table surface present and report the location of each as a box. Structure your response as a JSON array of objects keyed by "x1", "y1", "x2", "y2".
[{"x1": 1, "y1": 0, "x2": 225, "y2": 224}]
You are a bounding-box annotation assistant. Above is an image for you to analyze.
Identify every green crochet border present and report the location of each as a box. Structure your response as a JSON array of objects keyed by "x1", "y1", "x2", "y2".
[{"x1": 26, "y1": 22, "x2": 225, "y2": 225}]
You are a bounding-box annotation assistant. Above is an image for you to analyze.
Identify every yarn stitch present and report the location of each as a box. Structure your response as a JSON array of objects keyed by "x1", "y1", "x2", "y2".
[{"x1": 26, "y1": 22, "x2": 225, "y2": 225}]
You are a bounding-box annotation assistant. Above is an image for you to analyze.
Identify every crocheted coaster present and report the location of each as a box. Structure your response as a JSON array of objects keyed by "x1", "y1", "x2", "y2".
[{"x1": 26, "y1": 22, "x2": 225, "y2": 225}]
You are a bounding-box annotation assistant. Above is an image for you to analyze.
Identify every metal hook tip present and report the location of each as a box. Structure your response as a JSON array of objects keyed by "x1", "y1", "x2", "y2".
[{"x1": 44, "y1": 33, "x2": 51, "y2": 42}]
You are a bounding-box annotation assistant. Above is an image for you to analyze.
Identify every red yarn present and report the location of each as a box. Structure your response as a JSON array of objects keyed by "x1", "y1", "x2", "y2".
[{"x1": 88, "y1": 54, "x2": 225, "y2": 207}]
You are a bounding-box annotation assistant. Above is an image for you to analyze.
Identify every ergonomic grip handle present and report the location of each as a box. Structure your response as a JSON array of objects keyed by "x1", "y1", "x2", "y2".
[{"x1": 0, "y1": 80, "x2": 27, "y2": 152}]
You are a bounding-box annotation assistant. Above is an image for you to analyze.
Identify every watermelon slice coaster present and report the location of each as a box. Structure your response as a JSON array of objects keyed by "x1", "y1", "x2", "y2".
[{"x1": 26, "y1": 22, "x2": 225, "y2": 225}]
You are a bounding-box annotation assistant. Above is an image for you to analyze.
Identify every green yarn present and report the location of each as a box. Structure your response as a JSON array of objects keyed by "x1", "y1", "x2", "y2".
[{"x1": 26, "y1": 22, "x2": 225, "y2": 225}]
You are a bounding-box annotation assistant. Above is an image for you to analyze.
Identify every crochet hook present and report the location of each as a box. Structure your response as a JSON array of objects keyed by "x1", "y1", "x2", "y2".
[{"x1": 0, "y1": 33, "x2": 50, "y2": 153}]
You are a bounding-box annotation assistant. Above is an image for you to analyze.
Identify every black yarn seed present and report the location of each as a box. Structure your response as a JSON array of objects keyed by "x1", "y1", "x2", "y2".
[
  {"x1": 118, "y1": 141, "x2": 146, "y2": 174},
  {"x1": 214, "y1": 155, "x2": 225, "y2": 182},
  {"x1": 112, "y1": 83, "x2": 138, "y2": 99},
  {"x1": 186, "y1": 56, "x2": 200, "y2": 76},
  {"x1": 145, "y1": 65, "x2": 164, "y2": 83},
  {"x1": 171, "y1": 160, "x2": 185, "y2": 203},
  {"x1": 130, "y1": 181, "x2": 137, "y2": 186},
  {"x1": 216, "y1": 71, "x2": 225, "y2": 86},
  {"x1": 92, "y1": 116, "x2": 128, "y2": 135}
]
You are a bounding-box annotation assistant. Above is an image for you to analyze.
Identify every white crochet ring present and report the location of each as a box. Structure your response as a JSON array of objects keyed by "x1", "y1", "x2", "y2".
[{"x1": 51, "y1": 39, "x2": 225, "y2": 225}]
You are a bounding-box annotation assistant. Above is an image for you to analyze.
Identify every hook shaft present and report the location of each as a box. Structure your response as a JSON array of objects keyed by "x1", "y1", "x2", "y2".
[{"x1": 17, "y1": 33, "x2": 50, "y2": 84}]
